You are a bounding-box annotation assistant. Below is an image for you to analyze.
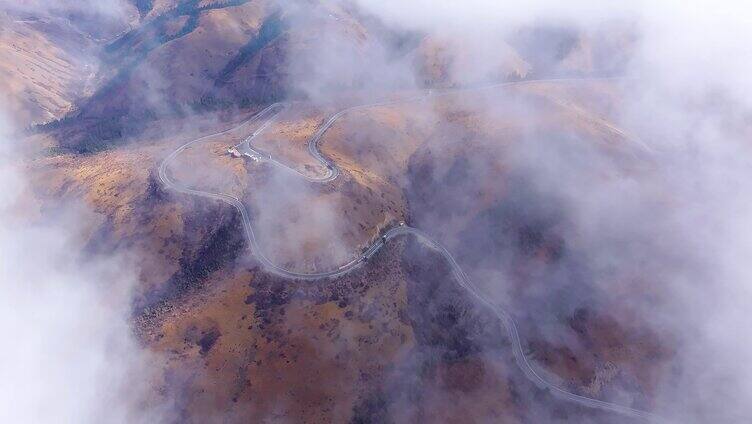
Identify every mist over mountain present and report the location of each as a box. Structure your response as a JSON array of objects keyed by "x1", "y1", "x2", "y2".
[{"x1": 2, "y1": 1, "x2": 751, "y2": 423}]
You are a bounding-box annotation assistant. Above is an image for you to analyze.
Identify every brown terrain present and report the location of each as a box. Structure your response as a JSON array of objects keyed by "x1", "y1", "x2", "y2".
[
  {"x1": 10, "y1": 1, "x2": 667, "y2": 422},
  {"x1": 0, "y1": 11, "x2": 94, "y2": 125}
]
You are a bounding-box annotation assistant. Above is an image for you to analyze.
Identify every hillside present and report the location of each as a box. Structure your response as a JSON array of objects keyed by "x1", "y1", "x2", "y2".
[
  {"x1": 23, "y1": 75, "x2": 669, "y2": 423},
  {"x1": 10, "y1": 1, "x2": 680, "y2": 423}
]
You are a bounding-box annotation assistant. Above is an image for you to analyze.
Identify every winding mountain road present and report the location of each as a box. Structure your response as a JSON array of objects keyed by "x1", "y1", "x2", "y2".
[{"x1": 159, "y1": 78, "x2": 667, "y2": 423}]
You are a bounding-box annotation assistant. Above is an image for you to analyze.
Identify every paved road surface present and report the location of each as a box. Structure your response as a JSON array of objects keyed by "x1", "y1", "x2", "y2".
[{"x1": 160, "y1": 78, "x2": 668, "y2": 423}]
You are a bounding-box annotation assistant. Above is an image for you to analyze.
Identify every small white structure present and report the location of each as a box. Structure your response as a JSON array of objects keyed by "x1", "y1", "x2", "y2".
[{"x1": 227, "y1": 147, "x2": 241, "y2": 158}]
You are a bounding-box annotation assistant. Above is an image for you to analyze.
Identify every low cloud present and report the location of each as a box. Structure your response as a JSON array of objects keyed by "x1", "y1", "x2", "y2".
[
  {"x1": 284, "y1": 1, "x2": 752, "y2": 422},
  {"x1": 0, "y1": 112, "x2": 170, "y2": 422}
]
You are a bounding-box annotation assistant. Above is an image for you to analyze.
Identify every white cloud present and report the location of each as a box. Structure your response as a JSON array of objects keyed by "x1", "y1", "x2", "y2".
[{"x1": 0, "y1": 112, "x2": 169, "y2": 423}]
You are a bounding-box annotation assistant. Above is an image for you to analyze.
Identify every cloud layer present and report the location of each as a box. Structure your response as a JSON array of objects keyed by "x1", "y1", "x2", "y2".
[{"x1": 0, "y1": 110, "x2": 168, "y2": 423}]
